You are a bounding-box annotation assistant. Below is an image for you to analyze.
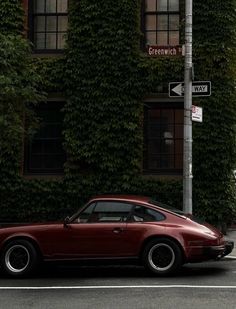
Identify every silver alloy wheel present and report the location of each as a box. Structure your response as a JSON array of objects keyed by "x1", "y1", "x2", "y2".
[
  {"x1": 148, "y1": 243, "x2": 175, "y2": 271},
  {"x1": 5, "y1": 245, "x2": 30, "y2": 273}
]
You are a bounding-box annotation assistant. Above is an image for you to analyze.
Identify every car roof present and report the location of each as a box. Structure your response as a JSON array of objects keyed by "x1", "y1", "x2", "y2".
[
  {"x1": 88, "y1": 195, "x2": 185, "y2": 218},
  {"x1": 89, "y1": 195, "x2": 151, "y2": 204}
]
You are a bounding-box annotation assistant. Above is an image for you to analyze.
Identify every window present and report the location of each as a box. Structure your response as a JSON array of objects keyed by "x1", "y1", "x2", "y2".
[
  {"x1": 29, "y1": 0, "x2": 68, "y2": 52},
  {"x1": 77, "y1": 202, "x2": 133, "y2": 223},
  {"x1": 143, "y1": 103, "x2": 183, "y2": 174},
  {"x1": 24, "y1": 102, "x2": 66, "y2": 175},
  {"x1": 144, "y1": 0, "x2": 180, "y2": 46},
  {"x1": 131, "y1": 205, "x2": 165, "y2": 222}
]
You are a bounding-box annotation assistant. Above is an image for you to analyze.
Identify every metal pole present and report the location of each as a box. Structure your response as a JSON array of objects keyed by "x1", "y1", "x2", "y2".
[{"x1": 183, "y1": 0, "x2": 193, "y2": 214}]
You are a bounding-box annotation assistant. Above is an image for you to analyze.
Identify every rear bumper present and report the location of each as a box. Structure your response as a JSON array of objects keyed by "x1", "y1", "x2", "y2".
[
  {"x1": 186, "y1": 241, "x2": 234, "y2": 262},
  {"x1": 223, "y1": 240, "x2": 234, "y2": 257},
  {"x1": 204, "y1": 241, "x2": 234, "y2": 259}
]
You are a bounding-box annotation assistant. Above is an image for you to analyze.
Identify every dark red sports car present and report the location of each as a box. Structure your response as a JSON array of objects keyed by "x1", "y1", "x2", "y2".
[{"x1": 0, "y1": 195, "x2": 234, "y2": 277}]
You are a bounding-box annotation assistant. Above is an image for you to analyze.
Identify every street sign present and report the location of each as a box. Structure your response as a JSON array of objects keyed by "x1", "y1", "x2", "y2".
[
  {"x1": 169, "y1": 81, "x2": 211, "y2": 97},
  {"x1": 192, "y1": 105, "x2": 203, "y2": 122}
]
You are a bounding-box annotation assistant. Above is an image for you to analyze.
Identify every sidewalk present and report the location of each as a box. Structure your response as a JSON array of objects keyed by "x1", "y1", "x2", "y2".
[{"x1": 225, "y1": 228, "x2": 236, "y2": 257}]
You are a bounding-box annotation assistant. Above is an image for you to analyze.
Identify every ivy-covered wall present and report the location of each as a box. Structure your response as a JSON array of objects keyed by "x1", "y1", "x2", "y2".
[
  {"x1": 0, "y1": 0, "x2": 236, "y2": 227},
  {"x1": 192, "y1": 0, "x2": 236, "y2": 225}
]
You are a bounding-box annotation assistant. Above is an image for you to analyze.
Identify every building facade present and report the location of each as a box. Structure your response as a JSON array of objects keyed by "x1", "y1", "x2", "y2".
[
  {"x1": 1, "y1": 0, "x2": 236, "y2": 225},
  {"x1": 22, "y1": 0, "x2": 184, "y2": 178}
]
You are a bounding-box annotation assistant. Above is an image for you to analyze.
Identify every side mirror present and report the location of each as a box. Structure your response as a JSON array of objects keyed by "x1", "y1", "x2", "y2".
[{"x1": 64, "y1": 216, "x2": 70, "y2": 228}]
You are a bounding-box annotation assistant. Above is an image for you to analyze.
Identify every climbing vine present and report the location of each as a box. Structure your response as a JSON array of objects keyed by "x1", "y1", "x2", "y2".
[{"x1": 1, "y1": 0, "x2": 236, "y2": 227}]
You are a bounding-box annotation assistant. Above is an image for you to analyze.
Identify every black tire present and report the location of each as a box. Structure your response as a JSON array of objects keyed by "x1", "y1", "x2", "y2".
[
  {"x1": 142, "y1": 238, "x2": 183, "y2": 275},
  {"x1": 1, "y1": 239, "x2": 39, "y2": 278}
]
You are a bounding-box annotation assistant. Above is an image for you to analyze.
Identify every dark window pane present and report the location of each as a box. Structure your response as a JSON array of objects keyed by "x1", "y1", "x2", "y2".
[
  {"x1": 169, "y1": 15, "x2": 179, "y2": 30},
  {"x1": 146, "y1": 32, "x2": 156, "y2": 44},
  {"x1": 169, "y1": 0, "x2": 179, "y2": 11},
  {"x1": 24, "y1": 102, "x2": 65, "y2": 174},
  {"x1": 175, "y1": 124, "x2": 183, "y2": 138},
  {"x1": 58, "y1": 16, "x2": 68, "y2": 31},
  {"x1": 31, "y1": 0, "x2": 68, "y2": 51},
  {"x1": 35, "y1": 33, "x2": 45, "y2": 49},
  {"x1": 46, "y1": 0, "x2": 57, "y2": 13},
  {"x1": 175, "y1": 154, "x2": 183, "y2": 169},
  {"x1": 57, "y1": 33, "x2": 66, "y2": 49},
  {"x1": 132, "y1": 205, "x2": 165, "y2": 222},
  {"x1": 169, "y1": 31, "x2": 179, "y2": 45},
  {"x1": 76, "y1": 203, "x2": 96, "y2": 223},
  {"x1": 31, "y1": 140, "x2": 42, "y2": 154},
  {"x1": 57, "y1": 0, "x2": 68, "y2": 13},
  {"x1": 46, "y1": 33, "x2": 57, "y2": 49},
  {"x1": 144, "y1": 0, "x2": 180, "y2": 46},
  {"x1": 35, "y1": 16, "x2": 45, "y2": 32},
  {"x1": 35, "y1": 0, "x2": 45, "y2": 13},
  {"x1": 94, "y1": 202, "x2": 133, "y2": 213},
  {"x1": 157, "y1": 32, "x2": 168, "y2": 45},
  {"x1": 144, "y1": 104, "x2": 183, "y2": 173},
  {"x1": 46, "y1": 16, "x2": 57, "y2": 31},
  {"x1": 86, "y1": 202, "x2": 133, "y2": 223},
  {"x1": 156, "y1": 31, "x2": 168, "y2": 46},
  {"x1": 146, "y1": 15, "x2": 156, "y2": 31},
  {"x1": 157, "y1": 0, "x2": 168, "y2": 11},
  {"x1": 157, "y1": 15, "x2": 168, "y2": 31},
  {"x1": 30, "y1": 155, "x2": 43, "y2": 169},
  {"x1": 146, "y1": 0, "x2": 156, "y2": 11}
]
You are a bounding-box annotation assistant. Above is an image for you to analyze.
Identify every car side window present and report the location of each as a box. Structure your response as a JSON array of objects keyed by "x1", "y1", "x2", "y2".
[
  {"x1": 131, "y1": 205, "x2": 165, "y2": 222},
  {"x1": 75, "y1": 203, "x2": 96, "y2": 223},
  {"x1": 88, "y1": 201, "x2": 133, "y2": 223}
]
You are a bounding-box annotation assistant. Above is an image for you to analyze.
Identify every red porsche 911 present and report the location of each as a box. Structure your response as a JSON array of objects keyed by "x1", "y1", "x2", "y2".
[{"x1": 0, "y1": 195, "x2": 234, "y2": 277}]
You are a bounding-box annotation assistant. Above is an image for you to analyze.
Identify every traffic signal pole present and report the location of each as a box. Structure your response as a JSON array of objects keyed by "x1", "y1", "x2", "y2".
[{"x1": 183, "y1": 0, "x2": 193, "y2": 214}]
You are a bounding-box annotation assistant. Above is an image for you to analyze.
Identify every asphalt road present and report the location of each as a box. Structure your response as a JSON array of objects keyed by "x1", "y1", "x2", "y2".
[{"x1": 0, "y1": 258, "x2": 236, "y2": 309}]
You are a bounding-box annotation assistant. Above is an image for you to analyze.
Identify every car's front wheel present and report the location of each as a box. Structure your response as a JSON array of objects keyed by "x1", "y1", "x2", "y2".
[
  {"x1": 1, "y1": 239, "x2": 39, "y2": 277},
  {"x1": 142, "y1": 238, "x2": 183, "y2": 275}
]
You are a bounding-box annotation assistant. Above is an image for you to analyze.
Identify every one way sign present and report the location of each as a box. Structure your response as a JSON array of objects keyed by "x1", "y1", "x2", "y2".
[{"x1": 169, "y1": 81, "x2": 211, "y2": 97}]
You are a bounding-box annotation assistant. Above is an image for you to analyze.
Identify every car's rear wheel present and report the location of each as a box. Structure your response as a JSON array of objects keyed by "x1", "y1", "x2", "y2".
[
  {"x1": 142, "y1": 238, "x2": 183, "y2": 275},
  {"x1": 1, "y1": 239, "x2": 39, "y2": 277}
]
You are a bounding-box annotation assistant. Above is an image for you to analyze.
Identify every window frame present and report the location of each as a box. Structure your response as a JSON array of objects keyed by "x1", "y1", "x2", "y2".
[
  {"x1": 142, "y1": 0, "x2": 182, "y2": 48},
  {"x1": 143, "y1": 102, "x2": 183, "y2": 175},
  {"x1": 28, "y1": 0, "x2": 68, "y2": 53},
  {"x1": 24, "y1": 101, "x2": 66, "y2": 175}
]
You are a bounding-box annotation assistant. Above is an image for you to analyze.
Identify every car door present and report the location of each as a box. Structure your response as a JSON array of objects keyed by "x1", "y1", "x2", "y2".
[{"x1": 50, "y1": 201, "x2": 134, "y2": 258}]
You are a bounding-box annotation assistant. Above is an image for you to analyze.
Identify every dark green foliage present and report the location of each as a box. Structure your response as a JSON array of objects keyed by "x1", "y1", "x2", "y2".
[
  {"x1": 192, "y1": 0, "x2": 236, "y2": 225},
  {"x1": 1, "y1": 0, "x2": 236, "y2": 227},
  {"x1": 64, "y1": 0, "x2": 144, "y2": 176},
  {"x1": 0, "y1": 0, "x2": 45, "y2": 177},
  {"x1": 0, "y1": 0, "x2": 24, "y2": 34}
]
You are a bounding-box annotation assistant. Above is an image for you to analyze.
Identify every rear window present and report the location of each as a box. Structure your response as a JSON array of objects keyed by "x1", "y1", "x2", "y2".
[
  {"x1": 131, "y1": 205, "x2": 165, "y2": 222},
  {"x1": 149, "y1": 200, "x2": 184, "y2": 215},
  {"x1": 149, "y1": 199, "x2": 205, "y2": 224}
]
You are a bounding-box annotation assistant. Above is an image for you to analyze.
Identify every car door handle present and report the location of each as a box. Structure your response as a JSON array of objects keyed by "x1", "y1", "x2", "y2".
[{"x1": 113, "y1": 227, "x2": 124, "y2": 234}]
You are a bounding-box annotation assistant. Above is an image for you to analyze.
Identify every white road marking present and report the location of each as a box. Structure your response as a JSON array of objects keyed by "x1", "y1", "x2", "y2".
[{"x1": 0, "y1": 285, "x2": 236, "y2": 290}]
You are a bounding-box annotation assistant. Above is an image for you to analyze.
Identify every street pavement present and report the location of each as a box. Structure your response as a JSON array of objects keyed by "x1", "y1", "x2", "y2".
[{"x1": 225, "y1": 228, "x2": 236, "y2": 257}]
